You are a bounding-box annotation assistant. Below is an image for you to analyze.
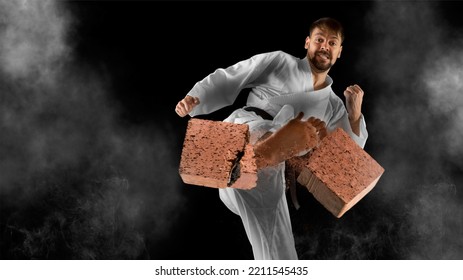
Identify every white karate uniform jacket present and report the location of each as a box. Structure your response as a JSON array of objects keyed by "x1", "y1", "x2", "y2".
[{"x1": 186, "y1": 50, "x2": 368, "y2": 260}]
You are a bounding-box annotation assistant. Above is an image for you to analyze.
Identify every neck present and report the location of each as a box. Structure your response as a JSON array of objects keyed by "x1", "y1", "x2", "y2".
[
  {"x1": 311, "y1": 70, "x2": 328, "y2": 90},
  {"x1": 307, "y1": 57, "x2": 330, "y2": 90}
]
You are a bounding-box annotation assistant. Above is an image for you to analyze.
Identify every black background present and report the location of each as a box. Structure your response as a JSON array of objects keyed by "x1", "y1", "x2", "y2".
[
  {"x1": 2, "y1": 0, "x2": 463, "y2": 260},
  {"x1": 70, "y1": 1, "x2": 376, "y2": 259}
]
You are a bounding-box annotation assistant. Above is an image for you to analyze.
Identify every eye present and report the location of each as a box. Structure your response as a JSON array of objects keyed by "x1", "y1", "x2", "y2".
[{"x1": 329, "y1": 41, "x2": 337, "y2": 46}]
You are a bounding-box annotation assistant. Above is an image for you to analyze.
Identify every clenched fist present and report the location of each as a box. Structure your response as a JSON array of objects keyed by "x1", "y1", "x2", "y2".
[
  {"x1": 175, "y1": 95, "x2": 200, "y2": 117},
  {"x1": 344, "y1": 84, "x2": 364, "y2": 136},
  {"x1": 343, "y1": 84, "x2": 363, "y2": 122}
]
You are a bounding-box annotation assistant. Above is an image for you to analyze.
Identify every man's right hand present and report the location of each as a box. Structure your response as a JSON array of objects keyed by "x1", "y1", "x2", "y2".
[{"x1": 175, "y1": 95, "x2": 200, "y2": 117}]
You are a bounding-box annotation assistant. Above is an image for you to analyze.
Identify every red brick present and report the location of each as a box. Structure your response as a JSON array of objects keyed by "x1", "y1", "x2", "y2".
[
  {"x1": 179, "y1": 118, "x2": 257, "y2": 189},
  {"x1": 229, "y1": 144, "x2": 258, "y2": 189},
  {"x1": 296, "y1": 128, "x2": 385, "y2": 218}
]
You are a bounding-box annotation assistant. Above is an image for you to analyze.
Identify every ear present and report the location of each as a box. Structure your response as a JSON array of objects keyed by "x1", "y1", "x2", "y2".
[
  {"x1": 337, "y1": 45, "x2": 343, "y2": 58},
  {"x1": 304, "y1": 36, "x2": 310, "y2": 49}
]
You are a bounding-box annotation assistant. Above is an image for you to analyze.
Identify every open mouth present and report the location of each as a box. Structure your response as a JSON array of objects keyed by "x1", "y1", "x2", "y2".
[{"x1": 317, "y1": 52, "x2": 330, "y2": 60}]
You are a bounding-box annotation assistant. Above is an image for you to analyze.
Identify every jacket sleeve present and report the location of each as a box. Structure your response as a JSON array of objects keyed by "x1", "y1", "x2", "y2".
[
  {"x1": 186, "y1": 51, "x2": 281, "y2": 117},
  {"x1": 328, "y1": 98, "x2": 368, "y2": 148}
]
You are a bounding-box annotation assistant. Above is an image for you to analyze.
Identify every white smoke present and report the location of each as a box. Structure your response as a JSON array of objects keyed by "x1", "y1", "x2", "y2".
[
  {"x1": 423, "y1": 50, "x2": 463, "y2": 162},
  {"x1": 0, "y1": 0, "x2": 185, "y2": 259},
  {"x1": 0, "y1": 0, "x2": 70, "y2": 83},
  {"x1": 356, "y1": 1, "x2": 463, "y2": 259}
]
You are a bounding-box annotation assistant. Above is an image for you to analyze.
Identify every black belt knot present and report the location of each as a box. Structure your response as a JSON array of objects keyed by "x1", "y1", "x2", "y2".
[{"x1": 243, "y1": 107, "x2": 273, "y2": 121}]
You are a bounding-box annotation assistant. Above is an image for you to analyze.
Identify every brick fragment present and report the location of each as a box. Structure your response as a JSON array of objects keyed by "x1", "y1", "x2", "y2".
[
  {"x1": 295, "y1": 128, "x2": 385, "y2": 218},
  {"x1": 179, "y1": 118, "x2": 257, "y2": 189},
  {"x1": 229, "y1": 144, "x2": 258, "y2": 189}
]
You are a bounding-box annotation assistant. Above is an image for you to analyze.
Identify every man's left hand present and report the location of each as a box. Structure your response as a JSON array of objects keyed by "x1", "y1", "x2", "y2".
[{"x1": 343, "y1": 84, "x2": 364, "y2": 122}]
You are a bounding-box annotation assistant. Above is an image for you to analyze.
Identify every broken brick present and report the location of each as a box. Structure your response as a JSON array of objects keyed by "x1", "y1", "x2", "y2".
[
  {"x1": 296, "y1": 128, "x2": 385, "y2": 218},
  {"x1": 179, "y1": 118, "x2": 257, "y2": 189},
  {"x1": 229, "y1": 144, "x2": 258, "y2": 189}
]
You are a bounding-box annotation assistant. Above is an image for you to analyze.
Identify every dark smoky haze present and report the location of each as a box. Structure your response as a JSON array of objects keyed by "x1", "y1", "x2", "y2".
[
  {"x1": 0, "y1": 0, "x2": 187, "y2": 259},
  {"x1": 1, "y1": 0, "x2": 463, "y2": 260},
  {"x1": 293, "y1": 1, "x2": 463, "y2": 259}
]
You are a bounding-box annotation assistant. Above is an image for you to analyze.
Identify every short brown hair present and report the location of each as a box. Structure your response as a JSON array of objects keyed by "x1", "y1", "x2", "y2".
[{"x1": 310, "y1": 17, "x2": 345, "y2": 43}]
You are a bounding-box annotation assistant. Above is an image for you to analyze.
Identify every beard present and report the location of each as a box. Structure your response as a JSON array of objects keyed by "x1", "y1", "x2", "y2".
[{"x1": 309, "y1": 51, "x2": 333, "y2": 72}]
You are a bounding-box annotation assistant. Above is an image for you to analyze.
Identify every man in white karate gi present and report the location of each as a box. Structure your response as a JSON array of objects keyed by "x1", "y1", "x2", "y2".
[{"x1": 175, "y1": 18, "x2": 367, "y2": 260}]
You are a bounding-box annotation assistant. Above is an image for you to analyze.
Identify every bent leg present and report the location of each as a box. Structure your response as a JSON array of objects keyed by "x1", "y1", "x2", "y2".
[{"x1": 218, "y1": 108, "x2": 297, "y2": 260}]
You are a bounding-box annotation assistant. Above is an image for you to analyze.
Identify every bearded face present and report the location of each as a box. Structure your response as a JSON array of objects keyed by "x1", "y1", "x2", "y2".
[
  {"x1": 310, "y1": 49, "x2": 333, "y2": 72},
  {"x1": 305, "y1": 27, "x2": 343, "y2": 73}
]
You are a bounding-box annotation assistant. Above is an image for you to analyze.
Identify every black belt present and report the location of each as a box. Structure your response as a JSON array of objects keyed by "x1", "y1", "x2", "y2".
[{"x1": 243, "y1": 107, "x2": 273, "y2": 120}]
